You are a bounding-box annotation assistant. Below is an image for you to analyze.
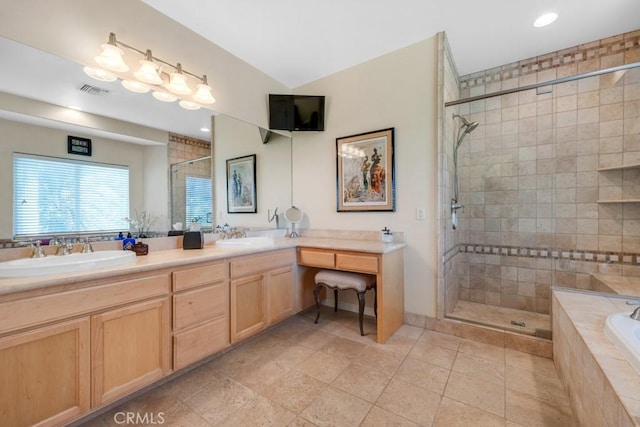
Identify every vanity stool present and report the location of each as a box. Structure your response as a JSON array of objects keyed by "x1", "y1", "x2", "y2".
[{"x1": 313, "y1": 269, "x2": 377, "y2": 336}]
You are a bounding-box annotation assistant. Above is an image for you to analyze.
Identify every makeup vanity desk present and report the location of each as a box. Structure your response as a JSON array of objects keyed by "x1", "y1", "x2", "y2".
[{"x1": 294, "y1": 237, "x2": 406, "y2": 344}]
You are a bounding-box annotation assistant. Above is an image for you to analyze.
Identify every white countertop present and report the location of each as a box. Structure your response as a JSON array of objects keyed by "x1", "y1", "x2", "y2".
[{"x1": 0, "y1": 237, "x2": 406, "y2": 296}]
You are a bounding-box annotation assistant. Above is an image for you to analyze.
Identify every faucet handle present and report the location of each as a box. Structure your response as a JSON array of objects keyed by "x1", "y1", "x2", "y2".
[
  {"x1": 81, "y1": 237, "x2": 94, "y2": 253},
  {"x1": 31, "y1": 240, "x2": 46, "y2": 258}
]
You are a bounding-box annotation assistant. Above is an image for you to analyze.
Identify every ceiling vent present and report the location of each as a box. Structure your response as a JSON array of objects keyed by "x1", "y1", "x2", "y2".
[{"x1": 79, "y1": 84, "x2": 110, "y2": 96}]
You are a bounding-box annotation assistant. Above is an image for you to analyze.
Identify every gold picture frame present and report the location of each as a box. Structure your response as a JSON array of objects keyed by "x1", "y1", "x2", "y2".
[{"x1": 336, "y1": 128, "x2": 395, "y2": 212}]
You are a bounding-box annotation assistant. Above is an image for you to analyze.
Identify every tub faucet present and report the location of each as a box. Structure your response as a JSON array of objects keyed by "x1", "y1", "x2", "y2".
[{"x1": 631, "y1": 306, "x2": 640, "y2": 321}]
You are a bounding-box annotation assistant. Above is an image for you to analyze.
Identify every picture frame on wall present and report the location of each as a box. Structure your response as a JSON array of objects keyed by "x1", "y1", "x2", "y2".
[
  {"x1": 226, "y1": 154, "x2": 257, "y2": 213},
  {"x1": 336, "y1": 128, "x2": 395, "y2": 212}
]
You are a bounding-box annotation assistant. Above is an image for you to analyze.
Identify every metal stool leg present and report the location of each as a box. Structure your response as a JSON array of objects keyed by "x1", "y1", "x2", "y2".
[
  {"x1": 357, "y1": 291, "x2": 366, "y2": 336},
  {"x1": 314, "y1": 284, "x2": 323, "y2": 324},
  {"x1": 334, "y1": 289, "x2": 339, "y2": 312}
]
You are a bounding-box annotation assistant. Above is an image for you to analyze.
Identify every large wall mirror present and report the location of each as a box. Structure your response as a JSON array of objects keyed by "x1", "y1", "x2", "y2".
[{"x1": 0, "y1": 36, "x2": 292, "y2": 244}]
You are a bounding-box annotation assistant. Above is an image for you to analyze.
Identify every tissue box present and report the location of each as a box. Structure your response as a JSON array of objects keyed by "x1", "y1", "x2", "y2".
[{"x1": 183, "y1": 231, "x2": 204, "y2": 250}]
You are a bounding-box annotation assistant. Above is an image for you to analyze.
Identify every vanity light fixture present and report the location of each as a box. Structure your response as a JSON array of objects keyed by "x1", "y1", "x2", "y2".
[
  {"x1": 133, "y1": 50, "x2": 163, "y2": 85},
  {"x1": 193, "y1": 75, "x2": 216, "y2": 104},
  {"x1": 94, "y1": 33, "x2": 129, "y2": 72},
  {"x1": 166, "y1": 63, "x2": 192, "y2": 95},
  {"x1": 200, "y1": 127, "x2": 210, "y2": 133},
  {"x1": 122, "y1": 79, "x2": 150, "y2": 93},
  {"x1": 83, "y1": 66, "x2": 117, "y2": 82},
  {"x1": 178, "y1": 100, "x2": 201, "y2": 110},
  {"x1": 152, "y1": 90, "x2": 178, "y2": 102},
  {"x1": 533, "y1": 12, "x2": 558, "y2": 27},
  {"x1": 84, "y1": 32, "x2": 216, "y2": 111}
]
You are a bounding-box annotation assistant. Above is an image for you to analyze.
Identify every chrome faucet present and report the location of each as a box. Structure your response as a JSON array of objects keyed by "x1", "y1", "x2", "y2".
[
  {"x1": 30, "y1": 240, "x2": 46, "y2": 258},
  {"x1": 53, "y1": 237, "x2": 73, "y2": 256},
  {"x1": 631, "y1": 307, "x2": 640, "y2": 321},
  {"x1": 268, "y1": 207, "x2": 279, "y2": 229},
  {"x1": 81, "y1": 237, "x2": 94, "y2": 253}
]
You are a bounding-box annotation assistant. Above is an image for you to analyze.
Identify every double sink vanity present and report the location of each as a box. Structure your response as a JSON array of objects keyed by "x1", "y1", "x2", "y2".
[{"x1": 0, "y1": 234, "x2": 405, "y2": 427}]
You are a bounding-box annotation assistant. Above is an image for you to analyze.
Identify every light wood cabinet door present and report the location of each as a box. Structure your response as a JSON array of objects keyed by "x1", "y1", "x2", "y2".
[
  {"x1": 0, "y1": 317, "x2": 90, "y2": 427},
  {"x1": 268, "y1": 266, "x2": 294, "y2": 325},
  {"x1": 92, "y1": 298, "x2": 171, "y2": 407},
  {"x1": 230, "y1": 274, "x2": 266, "y2": 343}
]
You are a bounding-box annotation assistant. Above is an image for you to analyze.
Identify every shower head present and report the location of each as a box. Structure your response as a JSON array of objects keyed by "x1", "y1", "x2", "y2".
[
  {"x1": 453, "y1": 114, "x2": 479, "y2": 133},
  {"x1": 465, "y1": 121, "x2": 479, "y2": 134}
]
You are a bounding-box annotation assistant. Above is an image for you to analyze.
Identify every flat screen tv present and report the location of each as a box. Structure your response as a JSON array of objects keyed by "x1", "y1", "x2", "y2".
[{"x1": 269, "y1": 94, "x2": 325, "y2": 131}]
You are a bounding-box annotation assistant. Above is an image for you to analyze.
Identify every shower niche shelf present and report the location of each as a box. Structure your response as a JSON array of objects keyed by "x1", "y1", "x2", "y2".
[
  {"x1": 597, "y1": 199, "x2": 640, "y2": 204},
  {"x1": 597, "y1": 163, "x2": 640, "y2": 171},
  {"x1": 596, "y1": 163, "x2": 640, "y2": 203}
]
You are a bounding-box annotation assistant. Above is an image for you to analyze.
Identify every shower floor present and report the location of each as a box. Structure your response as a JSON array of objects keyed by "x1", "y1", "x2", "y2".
[{"x1": 447, "y1": 300, "x2": 551, "y2": 337}]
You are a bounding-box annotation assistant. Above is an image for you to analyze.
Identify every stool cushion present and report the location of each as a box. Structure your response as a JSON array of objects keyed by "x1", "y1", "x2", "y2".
[{"x1": 314, "y1": 270, "x2": 376, "y2": 292}]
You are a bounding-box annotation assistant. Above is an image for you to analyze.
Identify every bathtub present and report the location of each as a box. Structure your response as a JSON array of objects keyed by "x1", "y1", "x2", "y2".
[{"x1": 604, "y1": 312, "x2": 640, "y2": 375}]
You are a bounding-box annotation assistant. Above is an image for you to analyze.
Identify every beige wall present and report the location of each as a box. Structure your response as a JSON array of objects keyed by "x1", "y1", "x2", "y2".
[
  {"x1": 0, "y1": 118, "x2": 159, "y2": 237},
  {"x1": 293, "y1": 37, "x2": 439, "y2": 317},
  {"x1": 213, "y1": 116, "x2": 292, "y2": 229}
]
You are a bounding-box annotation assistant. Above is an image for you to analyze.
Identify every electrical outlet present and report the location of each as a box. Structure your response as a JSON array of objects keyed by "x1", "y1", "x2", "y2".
[{"x1": 416, "y1": 207, "x2": 425, "y2": 220}]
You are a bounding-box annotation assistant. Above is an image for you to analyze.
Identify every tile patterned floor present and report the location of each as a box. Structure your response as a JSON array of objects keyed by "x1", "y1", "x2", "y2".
[{"x1": 81, "y1": 308, "x2": 575, "y2": 426}]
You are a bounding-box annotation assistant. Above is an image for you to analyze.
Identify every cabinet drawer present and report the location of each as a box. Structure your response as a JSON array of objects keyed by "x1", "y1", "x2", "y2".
[
  {"x1": 0, "y1": 274, "x2": 170, "y2": 335},
  {"x1": 173, "y1": 317, "x2": 228, "y2": 370},
  {"x1": 173, "y1": 283, "x2": 227, "y2": 331},
  {"x1": 173, "y1": 262, "x2": 225, "y2": 292},
  {"x1": 230, "y1": 249, "x2": 295, "y2": 279},
  {"x1": 335, "y1": 253, "x2": 379, "y2": 273},
  {"x1": 298, "y1": 248, "x2": 335, "y2": 268}
]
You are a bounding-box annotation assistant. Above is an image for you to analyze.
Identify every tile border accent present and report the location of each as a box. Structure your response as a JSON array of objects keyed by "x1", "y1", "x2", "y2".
[
  {"x1": 168, "y1": 132, "x2": 210, "y2": 148},
  {"x1": 457, "y1": 243, "x2": 640, "y2": 265},
  {"x1": 460, "y1": 30, "x2": 640, "y2": 90}
]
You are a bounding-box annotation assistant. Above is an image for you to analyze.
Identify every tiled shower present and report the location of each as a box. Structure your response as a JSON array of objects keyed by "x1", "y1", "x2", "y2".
[{"x1": 439, "y1": 30, "x2": 640, "y2": 335}]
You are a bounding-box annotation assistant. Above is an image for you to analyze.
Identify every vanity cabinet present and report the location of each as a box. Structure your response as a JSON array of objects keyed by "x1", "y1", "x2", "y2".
[
  {"x1": 0, "y1": 317, "x2": 90, "y2": 427},
  {"x1": 0, "y1": 271, "x2": 171, "y2": 425},
  {"x1": 172, "y1": 261, "x2": 229, "y2": 370},
  {"x1": 229, "y1": 249, "x2": 295, "y2": 343},
  {"x1": 91, "y1": 297, "x2": 171, "y2": 406},
  {"x1": 297, "y1": 246, "x2": 404, "y2": 344}
]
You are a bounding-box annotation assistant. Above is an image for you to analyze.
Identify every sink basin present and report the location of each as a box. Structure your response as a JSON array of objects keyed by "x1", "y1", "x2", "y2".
[
  {"x1": 0, "y1": 251, "x2": 137, "y2": 278},
  {"x1": 215, "y1": 236, "x2": 275, "y2": 247},
  {"x1": 604, "y1": 312, "x2": 640, "y2": 374}
]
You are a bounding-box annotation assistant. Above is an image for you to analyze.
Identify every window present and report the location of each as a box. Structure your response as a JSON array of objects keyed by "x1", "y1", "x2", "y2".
[
  {"x1": 13, "y1": 153, "x2": 130, "y2": 236},
  {"x1": 185, "y1": 175, "x2": 212, "y2": 225}
]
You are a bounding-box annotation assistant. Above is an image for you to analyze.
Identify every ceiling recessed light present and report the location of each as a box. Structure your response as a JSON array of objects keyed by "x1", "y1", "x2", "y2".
[
  {"x1": 67, "y1": 105, "x2": 83, "y2": 111},
  {"x1": 533, "y1": 12, "x2": 558, "y2": 27},
  {"x1": 200, "y1": 127, "x2": 210, "y2": 132}
]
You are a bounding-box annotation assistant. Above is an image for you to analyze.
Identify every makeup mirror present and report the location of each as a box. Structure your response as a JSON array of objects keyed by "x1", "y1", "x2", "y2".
[{"x1": 284, "y1": 206, "x2": 303, "y2": 238}]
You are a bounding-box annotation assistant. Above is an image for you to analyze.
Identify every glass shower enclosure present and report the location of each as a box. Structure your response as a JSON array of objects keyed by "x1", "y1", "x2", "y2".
[{"x1": 170, "y1": 156, "x2": 213, "y2": 232}]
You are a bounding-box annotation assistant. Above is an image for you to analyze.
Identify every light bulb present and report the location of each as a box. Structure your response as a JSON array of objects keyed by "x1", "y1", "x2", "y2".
[
  {"x1": 193, "y1": 83, "x2": 216, "y2": 104},
  {"x1": 166, "y1": 63, "x2": 192, "y2": 95},
  {"x1": 134, "y1": 50, "x2": 163, "y2": 85},
  {"x1": 94, "y1": 43, "x2": 128, "y2": 73},
  {"x1": 122, "y1": 80, "x2": 150, "y2": 94},
  {"x1": 152, "y1": 91, "x2": 177, "y2": 102},
  {"x1": 179, "y1": 100, "x2": 201, "y2": 110},
  {"x1": 83, "y1": 66, "x2": 117, "y2": 82}
]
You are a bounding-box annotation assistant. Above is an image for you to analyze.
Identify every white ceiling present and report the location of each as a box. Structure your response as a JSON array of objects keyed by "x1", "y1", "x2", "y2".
[
  {"x1": 0, "y1": 1, "x2": 638, "y2": 142},
  {"x1": 144, "y1": 0, "x2": 640, "y2": 88}
]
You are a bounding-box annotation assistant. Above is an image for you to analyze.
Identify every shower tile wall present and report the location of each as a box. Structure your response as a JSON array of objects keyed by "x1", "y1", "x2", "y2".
[
  {"x1": 168, "y1": 133, "x2": 211, "y2": 226},
  {"x1": 448, "y1": 30, "x2": 640, "y2": 314},
  {"x1": 438, "y1": 33, "x2": 462, "y2": 316}
]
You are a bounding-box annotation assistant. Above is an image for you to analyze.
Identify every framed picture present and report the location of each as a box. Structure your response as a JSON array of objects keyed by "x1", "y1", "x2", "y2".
[
  {"x1": 337, "y1": 128, "x2": 395, "y2": 212},
  {"x1": 226, "y1": 154, "x2": 257, "y2": 213}
]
